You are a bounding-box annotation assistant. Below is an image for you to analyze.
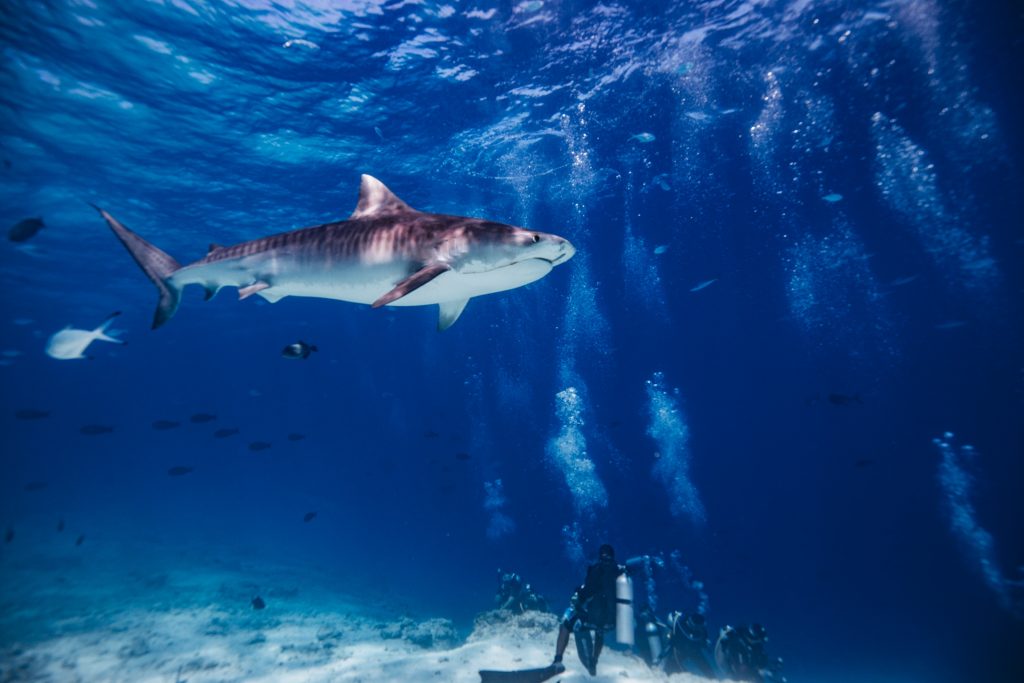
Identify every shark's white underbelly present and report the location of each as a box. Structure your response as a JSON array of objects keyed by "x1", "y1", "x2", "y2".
[{"x1": 174, "y1": 257, "x2": 553, "y2": 306}]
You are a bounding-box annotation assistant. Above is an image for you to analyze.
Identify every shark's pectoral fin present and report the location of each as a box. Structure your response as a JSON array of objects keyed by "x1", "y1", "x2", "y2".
[
  {"x1": 372, "y1": 263, "x2": 450, "y2": 308},
  {"x1": 239, "y1": 281, "x2": 271, "y2": 300},
  {"x1": 437, "y1": 299, "x2": 469, "y2": 331}
]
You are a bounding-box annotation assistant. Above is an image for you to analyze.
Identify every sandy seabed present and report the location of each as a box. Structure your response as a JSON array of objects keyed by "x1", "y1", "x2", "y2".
[{"x1": 0, "y1": 542, "x2": 718, "y2": 683}]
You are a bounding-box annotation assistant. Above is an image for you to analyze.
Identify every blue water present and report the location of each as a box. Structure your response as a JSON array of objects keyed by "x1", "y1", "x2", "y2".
[{"x1": 2, "y1": 1, "x2": 1023, "y2": 681}]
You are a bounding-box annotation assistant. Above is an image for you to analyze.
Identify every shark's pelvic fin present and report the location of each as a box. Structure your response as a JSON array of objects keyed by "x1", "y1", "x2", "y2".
[
  {"x1": 372, "y1": 263, "x2": 450, "y2": 308},
  {"x1": 437, "y1": 299, "x2": 469, "y2": 331},
  {"x1": 92, "y1": 205, "x2": 182, "y2": 330},
  {"x1": 203, "y1": 284, "x2": 221, "y2": 301},
  {"x1": 239, "y1": 281, "x2": 271, "y2": 300},
  {"x1": 349, "y1": 175, "x2": 415, "y2": 220}
]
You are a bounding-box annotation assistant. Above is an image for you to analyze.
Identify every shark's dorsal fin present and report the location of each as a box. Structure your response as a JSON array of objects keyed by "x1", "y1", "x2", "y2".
[
  {"x1": 208, "y1": 243, "x2": 224, "y2": 255},
  {"x1": 349, "y1": 175, "x2": 415, "y2": 220}
]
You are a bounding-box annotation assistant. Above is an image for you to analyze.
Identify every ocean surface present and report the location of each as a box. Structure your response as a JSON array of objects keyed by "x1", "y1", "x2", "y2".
[{"x1": 1, "y1": 1, "x2": 1022, "y2": 681}]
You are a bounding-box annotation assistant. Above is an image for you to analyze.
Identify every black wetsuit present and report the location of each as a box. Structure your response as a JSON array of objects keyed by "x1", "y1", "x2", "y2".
[{"x1": 568, "y1": 559, "x2": 621, "y2": 628}]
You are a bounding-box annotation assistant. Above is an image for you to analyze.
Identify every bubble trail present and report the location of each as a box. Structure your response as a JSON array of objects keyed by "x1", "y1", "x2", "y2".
[
  {"x1": 546, "y1": 386, "x2": 609, "y2": 525},
  {"x1": 645, "y1": 372, "x2": 705, "y2": 526},
  {"x1": 483, "y1": 479, "x2": 515, "y2": 540},
  {"x1": 934, "y1": 433, "x2": 1024, "y2": 619}
]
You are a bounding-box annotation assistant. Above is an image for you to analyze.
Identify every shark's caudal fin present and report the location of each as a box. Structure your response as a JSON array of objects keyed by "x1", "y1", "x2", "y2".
[{"x1": 92, "y1": 205, "x2": 182, "y2": 329}]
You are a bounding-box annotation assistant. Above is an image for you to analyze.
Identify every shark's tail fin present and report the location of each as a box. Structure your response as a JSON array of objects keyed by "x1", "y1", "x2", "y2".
[{"x1": 92, "y1": 205, "x2": 182, "y2": 329}]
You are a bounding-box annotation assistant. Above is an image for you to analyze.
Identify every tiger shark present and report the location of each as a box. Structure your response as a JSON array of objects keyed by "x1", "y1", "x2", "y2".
[{"x1": 95, "y1": 175, "x2": 575, "y2": 331}]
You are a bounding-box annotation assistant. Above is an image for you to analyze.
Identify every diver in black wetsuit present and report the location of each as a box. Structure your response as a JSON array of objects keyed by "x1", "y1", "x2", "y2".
[
  {"x1": 664, "y1": 611, "x2": 715, "y2": 677},
  {"x1": 714, "y1": 623, "x2": 786, "y2": 682},
  {"x1": 552, "y1": 543, "x2": 624, "y2": 676}
]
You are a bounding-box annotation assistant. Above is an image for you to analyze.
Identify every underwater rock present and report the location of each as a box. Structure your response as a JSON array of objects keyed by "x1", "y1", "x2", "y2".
[
  {"x1": 251, "y1": 596, "x2": 266, "y2": 610},
  {"x1": 378, "y1": 617, "x2": 458, "y2": 649},
  {"x1": 468, "y1": 609, "x2": 560, "y2": 642},
  {"x1": 117, "y1": 636, "x2": 150, "y2": 660}
]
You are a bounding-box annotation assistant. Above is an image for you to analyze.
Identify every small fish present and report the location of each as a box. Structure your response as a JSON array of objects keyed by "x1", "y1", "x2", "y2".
[
  {"x1": 249, "y1": 441, "x2": 272, "y2": 452},
  {"x1": 303, "y1": 511, "x2": 317, "y2": 522},
  {"x1": 57, "y1": 518, "x2": 65, "y2": 532},
  {"x1": 827, "y1": 393, "x2": 862, "y2": 406},
  {"x1": 248, "y1": 389, "x2": 263, "y2": 397},
  {"x1": 374, "y1": 126, "x2": 384, "y2": 139},
  {"x1": 80, "y1": 424, "x2": 114, "y2": 435},
  {"x1": 935, "y1": 320, "x2": 968, "y2": 330},
  {"x1": 517, "y1": 0, "x2": 543, "y2": 12},
  {"x1": 889, "y1": 275, "x2": 918, "y2": 287},
  {"x1": 424, "y1": 430, "x2": 440, "y2": 438},
  {"x1": 690, "y1": 278, "x2": 718, "y2": 292},
  {"x1": 630, "y1": 132, "x2": 656, "y2": 143},
  {"x1": 455, "y1": 452, "x2": 471, "y2": 461},
  {"x1": 152, "y1": 419, "x2": 181, "y2": 430},
  {"x1": 685, "y1": 111, "x2": 710, "y2": 122},
  {"x1": 13, "y1": 318, "x2": 34, "y2": 326},
  {"x1": 75, "y1": 534, "x2": 85, "y2": 546},
  {"x1": 5, "y1": 527, "x2": 14, "y2": 543},
  {"x1": 23, "y1": 481, "x2": 48, "y2": 492},
  {"x1": 1, "y1": 349, "x2": 22, "y2": 358},
  {"x1": 651, "y1": 174, "x2": 671, "y2": 191},
  {"x1": 822, "y1": 193, "x2": 844, "y2": 203},
  {"x1": 653, "y1": 245, "x2": 669, "y2": 255},
  {"x1": 15, "y1": 409, "x2": 49, "y2": 420},
  {"x1": 167, "y1": 466, "x2": 193, "y2": 477},
  {"x1": 282, "y1": 38, "x2": 319, "y2": 50},
  {"x1": 8, "y1": 217, "x2": 45, "y2": 243},
  {"x1": 252, "y1": 596, "x2": 266, "y2": 610},
  {"x1": 287, "y1": 433, "x2": 306, "y2": 442},
  {"x1": 46, "y1": 312, "x2": 125, "y2": 360},
  {"x1": 854, "y1": 458, "x2": 875, "y2": 468},
  {"x1": 190, "y1": 413, "x2": 217, "y2": 423},
  {"x1": 214, "y1": 427, "x2": 240, "y2": 438},
  {"x1": 282, "y1": 341, "x2": 317, "y2": 360}
]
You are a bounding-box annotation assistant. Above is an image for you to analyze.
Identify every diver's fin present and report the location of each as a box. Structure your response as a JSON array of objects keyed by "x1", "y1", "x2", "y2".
[
  {"x1": 479, "y1": 663, "x2": 564, "y2": 683},
  {"x1": 92, "y1": 205, "x2": 182, "y2": 330},
  {"x1": 371, "y1": 263, "x2": 450, "y2": 308},
  {"x1": 239, "y1": 281, "x2": 270, "y2": 300},
  {"x1": 437, "y1": 298, "x2": 469, "y2": 331}
]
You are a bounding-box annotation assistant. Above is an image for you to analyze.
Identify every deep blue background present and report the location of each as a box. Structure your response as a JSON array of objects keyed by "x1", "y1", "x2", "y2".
[{"x1": 2, "y1": 1, "x2": 1022, "y2": 681}]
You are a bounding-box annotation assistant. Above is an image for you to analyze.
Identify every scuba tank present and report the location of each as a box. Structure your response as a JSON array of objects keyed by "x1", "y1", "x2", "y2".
[
  {"x1": 615, "y1": 572, "x2": 634, "y2": 645},
  {"x1": 645, "y1": 619, "x2": 663, "y2": 662}
]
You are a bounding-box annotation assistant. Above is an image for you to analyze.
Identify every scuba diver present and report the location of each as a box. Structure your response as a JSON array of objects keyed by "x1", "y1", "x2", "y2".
[
  {"x1": 714, "y1": 623, "x2": 786, "y2": 682},
  {"x1": 663, "y1": 611, "x2": 715, "y2": 677},
  {"x1": 552, "y1": 543, "x2": 624, "y2": 676},
  {"x1": 494, "y1": 569, "x2": 548, "y2": 614}
]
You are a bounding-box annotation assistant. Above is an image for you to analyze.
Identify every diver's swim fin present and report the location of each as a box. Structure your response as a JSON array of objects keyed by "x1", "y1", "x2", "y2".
[{"x1": 479, "y1": 662, "x2": 565, "y2": 682}]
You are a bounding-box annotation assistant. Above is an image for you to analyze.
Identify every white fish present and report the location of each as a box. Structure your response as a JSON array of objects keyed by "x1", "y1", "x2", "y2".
[
  {"x1": 283, "y1": 38, "x2": 319, "y2": 50},
  {"x1": 630, "y1": 132, "x2": 656, "y2": 143},
  {"x1": 822, "y1": 193, "x2": 843, "y2": 203},
  {"x1": 934, "y1": 320, "x2": 968, "y2": 330},
  {"x1": 689, "y1": 278, "x2": 718, "y2": 292},
  {"x1": 653, "y1": 245, "x2": 669, "y2": 255},
  {"x1": 45, "y1": 312, "x2": 126, "y2": 360}
]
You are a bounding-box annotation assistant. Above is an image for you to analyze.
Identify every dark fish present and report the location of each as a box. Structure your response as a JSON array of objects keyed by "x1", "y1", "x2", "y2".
[
  {"x1": 827, "y1": 393, "x2": 862, "y2": 406},
  {"x1": 75, "y1": 534, "x2": 85, "y2": 546},
  {"x1": 167, "y1": 466, "x2": 194, "y2": 477},
  {"x1": 15, "y1": 409, "x2": 50, "y2": 420},
  {"x1": 287, "y1": 433, "x2": 306, "y2": 442},
  {"x1": 854, "y1": 458, "x2": 875, "y2": 468},
  {"x1": 455, "y1": 452, "x2": 471, "y2": 461},
  {"x1": 8, "y1": 217, "x2": 44, "y2": 243},
  {"x1": 57, "y1": 518, "x2": 65, "y2": 532},
  {"x1": 214, "y1": 427, "x2": 240, "y2": 438},
  {"x1": 424, "y1": 430, "x2": 439, "y2": 438},
  {"x1": 190, "y1": 413, "x2": 217, "y2": 423},
  {"x1": 23, "y1": 481, "x2": 48, "y2": 492},
  {"x1": 249, "y1": 441, "x2": 271, "y2": 452},
  {"x1": 281, "y1": 341, "x2": 317, "y2": 360},
  {"x1": 303, "y1": 511, "x2": 317, "y2": 522},
  {"x1": 4, "y1": 527, "x2": 13, "y2": 543},
  {"x1": 80, "y1": 425, "x2": 114, "y2": 435},
  {"x1": 152, "y1": 419, "x2": 181, "y2": 430},
  {"x1": 252, "y1": 596, "x2": 266, "y2": 610}
]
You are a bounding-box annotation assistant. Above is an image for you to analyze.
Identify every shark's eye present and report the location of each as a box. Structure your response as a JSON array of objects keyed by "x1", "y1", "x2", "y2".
[{"x1": 532, "y1": 234, "x2": 540, "y2": 243}]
